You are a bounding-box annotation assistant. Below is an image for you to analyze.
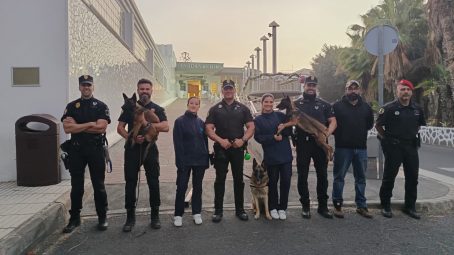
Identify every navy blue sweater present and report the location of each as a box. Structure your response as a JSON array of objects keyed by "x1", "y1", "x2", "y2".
[
  {"x1": 173, "y1": 111, "x2": 209, "y2": 169},
  {"x1": 254, "y1": 111, "x2": 293, "y2": 165}
]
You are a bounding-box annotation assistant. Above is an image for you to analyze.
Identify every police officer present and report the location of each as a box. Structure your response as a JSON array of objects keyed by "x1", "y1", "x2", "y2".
[
  {"x1": 294, "y1": 75, "x2": 337, "y2": 219},
  {"x1": 205, "y1": 80, "x2": 255, "y2": 223},
  {"x1": 61, "y1": 75, "x2": 111, "y2": 233},
  {"x1": 117, "y1": 78, "x2": 169, "y2": 232},
  {"x1": 377, "y1": 79, "x2": 426, "y2": 219}
]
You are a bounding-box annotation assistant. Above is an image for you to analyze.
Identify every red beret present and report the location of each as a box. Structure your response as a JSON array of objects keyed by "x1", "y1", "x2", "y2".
[{"x1": 399, "y1": 79, "x2": 414, "y2": 90}]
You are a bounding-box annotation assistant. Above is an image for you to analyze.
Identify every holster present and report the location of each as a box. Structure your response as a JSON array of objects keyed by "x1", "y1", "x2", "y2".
[
  {"x1": 415, "y1": 133, "x2": 421, "y2": 148},
  {"x1": 60, "y1": 140, "x2": 71, "y2": 170},
  {"x1": 209, "y1": 152, "x2": 215, "y2": 166}
]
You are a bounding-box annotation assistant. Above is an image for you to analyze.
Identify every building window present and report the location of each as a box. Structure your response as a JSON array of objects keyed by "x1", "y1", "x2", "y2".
[
  {"x1": 88, "y1": 0, "x2": 122, "y2": 36},
  {"x1": 133, "y1": 27, "x2": 148, "y2": 62}
]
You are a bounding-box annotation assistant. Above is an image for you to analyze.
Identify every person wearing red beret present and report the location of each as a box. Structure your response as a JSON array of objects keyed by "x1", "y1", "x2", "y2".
[{"x1": 376, "y1": 79, "x2": 426, "y2": 219}]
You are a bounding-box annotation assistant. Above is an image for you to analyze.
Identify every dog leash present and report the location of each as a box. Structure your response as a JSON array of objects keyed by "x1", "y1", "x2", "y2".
[
  {"x1": 135, "y1": 143, "x2": 142, "y2": 208},
  {"x1": 243, "y1": 173, "x2": 251, "y2": 179}
]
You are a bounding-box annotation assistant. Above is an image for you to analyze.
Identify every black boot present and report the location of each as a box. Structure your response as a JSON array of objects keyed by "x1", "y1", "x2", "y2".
[
  {"x1": 123, "y1": 209, "x2": 136, "y2": 232},
  {"x1": 317, "y1": 201, "x2": 333, "y2": 219},
  {"x1": 150, "y1": 207, "x2": 161, "y2": 229},
  {"x1": 63, "y1": 214, "x2": 81, "y2": 233},
  {"x1": 97, "y1": 216, "x2": 108, "y2": 231}
]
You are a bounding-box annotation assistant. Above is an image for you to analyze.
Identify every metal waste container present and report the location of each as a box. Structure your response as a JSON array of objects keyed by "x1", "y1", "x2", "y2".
[{"x1": 15, "y1": 114, "x2": 61, "y2": 186}]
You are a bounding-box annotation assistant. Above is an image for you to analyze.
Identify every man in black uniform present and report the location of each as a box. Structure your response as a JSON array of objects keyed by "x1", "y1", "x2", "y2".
[
  {"x1": 205, "y1": 80, "x2": 255, "y2": 223},
  {"x1": 117, "y1": 78, "x2": 169, "y2": 232},
  {"x1": 377, "y1": 79, "x2": 426, "y2": 219},
  {"x1": 294, "y1": 75, "x2": 337, "y2": 219},
  {"x1": 61, "y1": 75, "x2": 111, "y2": 233}
]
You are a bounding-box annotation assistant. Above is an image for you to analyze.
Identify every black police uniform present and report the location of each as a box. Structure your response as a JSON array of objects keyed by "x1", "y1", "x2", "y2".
[
  {"x1": 118, "y1": 101, "x2": 167, "y2": 213},
  {"x1": 377, "y1": 100, "x2": 426, "y2": 210},
  {"x1": 61, "y1": 96, "x2": 111, "y2": 221},
  {"x1": 294, "y1": 94, "x2": 334, "y2": 211},
  {"x1": 205, "y1": 99, "x2": 253, "y2": 215}
]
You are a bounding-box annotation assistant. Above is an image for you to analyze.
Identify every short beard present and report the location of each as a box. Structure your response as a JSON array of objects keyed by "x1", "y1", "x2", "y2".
[
  {"x1": 140, "y1": 94, "x2": 150, "y2": 103},
  {"x1": 346, "y1": 93, "x2": 359, "y2": 101}
]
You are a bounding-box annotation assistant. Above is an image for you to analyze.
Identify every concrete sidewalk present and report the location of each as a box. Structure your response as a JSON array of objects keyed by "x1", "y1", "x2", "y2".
[{"x1": 1, "y1": 98, "x2": 453, "y2": 255}]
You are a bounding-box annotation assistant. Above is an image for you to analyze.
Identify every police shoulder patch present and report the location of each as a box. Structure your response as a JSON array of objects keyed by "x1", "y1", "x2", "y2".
[{"x1": 378, "y1": 108, "x2": 384, "y2": 114}]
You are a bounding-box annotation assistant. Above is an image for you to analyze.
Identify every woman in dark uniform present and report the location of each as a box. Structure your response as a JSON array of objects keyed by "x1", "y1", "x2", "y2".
[
  {"x1": 173, "y1": 97, "x2": 209, "y2": 226},
  {"x1": 254, "y1": 93, "x2": 293, "y2": 220}
]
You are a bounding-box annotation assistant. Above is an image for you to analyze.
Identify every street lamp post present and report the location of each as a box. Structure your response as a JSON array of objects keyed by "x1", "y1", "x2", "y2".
[
  {"x1": 260, "y1": 36, "x2": 269, "y2": 74},
  {"x1": 254, "y1": 47, "x2": 261, "y2": 74},
  {"x1": 269, "y1": 21, "x2": 279, "y2": 74},
  {"x1": 250, "y1": 54, "x2": 255, "y2": 77}
]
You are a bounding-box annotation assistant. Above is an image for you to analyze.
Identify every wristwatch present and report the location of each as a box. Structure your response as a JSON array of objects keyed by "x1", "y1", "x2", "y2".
[{"x1": 241, "y1": 137, "x2": 248, "y2": 143}]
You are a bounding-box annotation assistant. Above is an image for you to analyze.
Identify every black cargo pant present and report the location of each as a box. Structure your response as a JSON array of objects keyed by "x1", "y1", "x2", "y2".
[
  {"x1": 68, "y1": 141, "x2": 108, "y2": 218},
  {"x1": 296, "y1": 136, "x2": 329, "y2": 209},
  {"x1": 380, "y1": 141, "x2": 419, "y2": 210},
  {"x1": 213, "y1": 143, "x2": 245, "y2": 214},
  {"x1": 124, "y1": 142, "x2": 160, "y2": 210}
]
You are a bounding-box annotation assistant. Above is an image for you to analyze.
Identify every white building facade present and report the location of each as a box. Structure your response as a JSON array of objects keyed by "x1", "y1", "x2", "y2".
[{"x1": 0, "y1": 0, "x2": 177, "y2": 181}]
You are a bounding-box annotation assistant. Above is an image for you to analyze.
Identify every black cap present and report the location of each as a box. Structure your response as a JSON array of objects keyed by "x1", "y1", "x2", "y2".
[
  {"x1": 78, "y1": 75, "x2": 93, "y2": 85},
  {"x1": 222, "y1": 80, "x2": 235, "y2": 89},
  {"x1": 304, "y1": 75, "x2": 318, "y2": 85}
]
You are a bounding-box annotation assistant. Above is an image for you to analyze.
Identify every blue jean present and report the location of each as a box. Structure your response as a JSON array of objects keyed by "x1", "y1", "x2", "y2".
[{"x1": 332, "y1": 148, "x2": 368, "y2": 209}]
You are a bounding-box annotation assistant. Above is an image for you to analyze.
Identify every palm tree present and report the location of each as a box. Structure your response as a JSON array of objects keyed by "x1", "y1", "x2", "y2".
[{"x1": 339, "y1": 0, "x2": 428, "y2": 102}]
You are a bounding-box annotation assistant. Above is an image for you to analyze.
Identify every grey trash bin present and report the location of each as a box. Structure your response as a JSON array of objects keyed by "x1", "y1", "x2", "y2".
[{"x1": 15, "y1": 114, "x2": 61, "y2": 186}]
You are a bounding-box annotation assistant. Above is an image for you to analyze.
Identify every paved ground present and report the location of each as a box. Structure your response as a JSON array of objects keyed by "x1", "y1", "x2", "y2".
[{"x1": 43, "y1": 210, "x2": 454, "y2": 255}]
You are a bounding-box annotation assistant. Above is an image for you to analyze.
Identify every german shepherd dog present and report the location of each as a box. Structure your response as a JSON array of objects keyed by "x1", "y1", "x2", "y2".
[
  {"x1": 276, "y1": 96, "x2": 333, "y2": 161},
  {"x1": 121, "y1": 93, "x2": 160, "y2": 160},
  {"x1": 249, "y1": 158, "x2": 272, "y2": 220}
]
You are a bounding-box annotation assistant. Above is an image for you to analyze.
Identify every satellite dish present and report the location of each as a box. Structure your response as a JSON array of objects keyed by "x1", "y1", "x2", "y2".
[{"x1": 364, "y1": 25, "x2": 399, "y2": 56}]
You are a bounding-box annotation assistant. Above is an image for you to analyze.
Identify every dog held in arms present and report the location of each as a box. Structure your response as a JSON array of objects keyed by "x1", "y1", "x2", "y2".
[
  {"x1": 121, "y1": 93, "x2": 160, "y2": 160},
  {"x1": 276, "y1": 95, "x2": 333, "y2": 161},
  {"x1": 248, "y1": 158, "x2": 272, "y2": 220}
]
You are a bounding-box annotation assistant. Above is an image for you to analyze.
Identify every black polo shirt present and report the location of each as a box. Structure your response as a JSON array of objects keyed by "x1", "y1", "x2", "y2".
[
  {"x1": 376, "y1": 99, "x2": 426, "y2": 140},
  {"x1": 205, "y1": 100, "x2": 253, "y2": 141},
  {"x1": 61, "y1": 97, "x2": 111, "y2": 141},
  {"x1": 118, "y1": 100, "x2": 167, "y2": 133},
  {"x1": 293, "y1": 95, "x2": 334, "y2": 136}
]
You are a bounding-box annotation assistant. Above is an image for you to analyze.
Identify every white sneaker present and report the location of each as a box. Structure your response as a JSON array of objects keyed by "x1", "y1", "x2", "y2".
[
  {"x1": 278, "y1": 210, "x2": 287, "y2": 220},
  {"x1": 270, "y1": 209, "x2": 279, "y2": 219},
  {"x1": 193, "y1": 214, "x2": 202, "y2": 225},
  {"x1": 174, "y1": 216, "x2": 182, "y2": 227}
]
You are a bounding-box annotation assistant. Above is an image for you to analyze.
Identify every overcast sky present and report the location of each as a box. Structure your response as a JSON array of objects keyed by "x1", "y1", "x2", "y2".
[{"x1": 135, "y1": 0, "x2": 379, "y2": 72}]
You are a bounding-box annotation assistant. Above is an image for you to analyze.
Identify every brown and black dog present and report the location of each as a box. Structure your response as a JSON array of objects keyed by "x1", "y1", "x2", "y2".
[
  {"x1": 249, "y1": 158, "x2": 272, "y2": 220},
  {"x1": 121, "y1": 93, "x2": 160, "y2": 160},
  {"x1": 276, "y1": 96, "x2": 334, "y2": 161}
]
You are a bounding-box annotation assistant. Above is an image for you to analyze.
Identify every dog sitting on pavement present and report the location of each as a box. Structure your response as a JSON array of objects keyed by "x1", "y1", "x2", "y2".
[{"x1": 248, "y1": 158, "x2": 272, "y2": 220}]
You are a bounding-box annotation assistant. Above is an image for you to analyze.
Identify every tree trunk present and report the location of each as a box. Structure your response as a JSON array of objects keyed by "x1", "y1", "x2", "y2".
[{"x1": 427, "y1": 0, "x2": 454, "y2": 126}]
